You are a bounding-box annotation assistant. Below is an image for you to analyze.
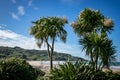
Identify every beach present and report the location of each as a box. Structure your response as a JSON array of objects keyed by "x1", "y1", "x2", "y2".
[
  {"x1": 27, "y1": 61, "x2": 120, "y2": 73},
  {"x1": 27, "y1": 61, "x2": 65, "y2": 72}
]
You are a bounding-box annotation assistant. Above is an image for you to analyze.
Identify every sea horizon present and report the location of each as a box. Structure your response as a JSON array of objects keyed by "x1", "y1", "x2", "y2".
[{"x1": 27, "y1": 61, "x2": 120, "y2": 69}]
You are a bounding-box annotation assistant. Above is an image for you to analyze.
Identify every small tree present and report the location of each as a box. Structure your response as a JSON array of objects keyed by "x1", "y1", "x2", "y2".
[
  {"x1": 80, "y1": 33, "x2": 116, "y2": 70},
  {"x1": 0, "y1": 57, "x2": 45, "y2": 80},
  {"x1": 71, "y1": 8, "x2": 116, "y2": 70},
  {"x1": 30, "y1": 17, "x2": 68, "y2": 70},
  {"x1": 71, "y1": 8, "x2": 114, "y2": 36}
]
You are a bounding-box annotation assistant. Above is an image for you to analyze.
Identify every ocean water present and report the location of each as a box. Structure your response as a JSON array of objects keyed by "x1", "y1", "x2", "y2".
[
  {"x1": 109, "y1": 62, "x2": 120, "y2": 69},
  {"x1": 30, "y1": 61, "x2": 120, "y2": 69},
  {"x1": 110, "y1": 66, "x2": 120, "y2": 69},
  {"x1": 39, "y1": 61, "x2": 66, "y2": 65}
]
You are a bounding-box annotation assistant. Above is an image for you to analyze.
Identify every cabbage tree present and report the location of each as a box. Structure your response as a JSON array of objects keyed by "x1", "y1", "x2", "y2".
[{"x1": 30, "y1": 17, "x2": 68, "y2": 69}]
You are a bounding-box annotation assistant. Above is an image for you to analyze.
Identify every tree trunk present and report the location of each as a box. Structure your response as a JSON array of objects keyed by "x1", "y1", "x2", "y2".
[
  {"x1": 50, "y1": 55, "x2": 53, "y2": 70},
  {"x1": 50, "y1": 38, "x2": 55, "y2": 70},
  {"x1": 95, "y1": 54, "x2": 99, "y2": 70},
  {"x1": 90, "y1": 54, "x2": 95, "y2": 69},
  {"x1": 45, "y1": 37, "x2": 55, "y2": 70},
  {"x1": 104, "y1": 64, "x2": 110, "y2": 70},
  {"x1": 49, "y1": 47, "x2": 54, "y2": 70}
]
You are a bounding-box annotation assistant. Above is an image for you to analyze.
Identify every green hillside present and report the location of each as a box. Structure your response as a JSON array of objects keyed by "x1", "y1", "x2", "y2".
[{"x1": 0, "y1": 46, "x2": 84, "y2": 61}]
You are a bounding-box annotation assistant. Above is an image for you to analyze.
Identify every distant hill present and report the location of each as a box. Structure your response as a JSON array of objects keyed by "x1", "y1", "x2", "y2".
[{"x1": 0, "y1": 46, "x2": 84, "y2": 61}]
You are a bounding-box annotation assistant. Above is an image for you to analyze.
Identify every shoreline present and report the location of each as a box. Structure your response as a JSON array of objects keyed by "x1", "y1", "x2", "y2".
[{"x1": 27, "y1": 61, "x2": 120, "y2": 73}]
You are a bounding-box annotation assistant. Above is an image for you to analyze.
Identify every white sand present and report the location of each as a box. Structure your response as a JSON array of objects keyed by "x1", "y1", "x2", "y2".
[
  {"x1": 27, "y1": 61, "x2": 63, "y2": 72},
  {"x1": 27, "y1": 61, "x2": 120, "y2": 73}
]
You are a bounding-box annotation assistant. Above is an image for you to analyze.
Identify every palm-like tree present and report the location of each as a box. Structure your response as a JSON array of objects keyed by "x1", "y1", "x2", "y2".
[
  {"x1": 71, "y1": 8, "x2": 104, "y2": 36},
  {"x1": 71, "y1": 8, "x2": 114, "y2": 36},
  {"x1": 101, "y1": 39, "x2": 116, "y2": 69},
  {"x1": 29, "y1": 17, "x2": 68, "y2": 69},
  {"x1": 80, "y1": 33, "x2": 116, "y2": 70},
  {"x1": 71, "y1": 8, "x2": 115, "y2": 70}
]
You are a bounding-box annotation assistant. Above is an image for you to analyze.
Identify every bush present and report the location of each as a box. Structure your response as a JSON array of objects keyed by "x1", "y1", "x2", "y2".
[
  {"x1": 105, "y1": 70, "x2": 120, "y2": 80},
  {"x1": 49, "y1": 61, "x2": 93, "y2": 80},
  {"x1": 0, "y1": 57, "x2": 45, "y2": 80},
  {"x1": 49, "y1": 61, "x2": 120, "y2": 80}
]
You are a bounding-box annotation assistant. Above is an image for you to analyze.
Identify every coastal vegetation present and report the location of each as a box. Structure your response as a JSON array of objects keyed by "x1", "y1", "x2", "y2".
[
  {"x1": 0, "y1": 46, "x2": 83, "y2": 61},
  {"x1": 49, "y1": 8, "x2": 119, "y2": 80},
  {"x1": 71, "y1": 8, "x2": 115, "y2": 70},
  {"x1": 29, "y1": 17, "x2": 68, "y2": 69},
  {"x1": 0, "y1": 8, "x2": 120, "y2": 80},
  {"x1": 50, "y1": 61, "x2": 120, "y2": 80},
  {"x1": 0, "y1": 57, "x2": 45, "y2": 80}
]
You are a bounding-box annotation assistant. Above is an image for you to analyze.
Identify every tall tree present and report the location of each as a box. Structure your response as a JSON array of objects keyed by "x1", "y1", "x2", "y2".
[
  {"x1": 71, "y1": 8, "x2": 114, "y2": 36},
  {"x1": 101, "y1": 39, "x2": 116, "y2": 69},
  {"x1": 71, "y1": 8, "x2": 104, "y2": 36},
  {"x1": 80, "y1": 33, "x2": 116, "y2": 70},
  {"x1": 29, "y1": 17, "x2": 68, "y2": 69},
  {"x1": 71, "y1": 8, "x2": 115, "y2": 70}
]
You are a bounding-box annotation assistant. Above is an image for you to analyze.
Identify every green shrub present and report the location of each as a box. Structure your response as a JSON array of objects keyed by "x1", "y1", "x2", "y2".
[
  {"x1": 89, "y1": 70, "x2": 106, "y2": 80},
  {"x1": 0, "y1": 57, "x2": 45, "y2": 80},
  {"x1": 49, "y1": 61, "x2": 93, "y2": 80},
  {"x1": 49, "y1": 61, "x2": 120, "y2": 80},
  {"x1": 105, "y1": 70, "x2": 120, "y2": 80}
]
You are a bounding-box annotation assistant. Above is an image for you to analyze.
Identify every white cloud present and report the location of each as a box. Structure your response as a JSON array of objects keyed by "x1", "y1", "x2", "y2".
[
  {"x1": 11, "y1": 13, "x2": 19, "y2": 20},
  {"x1": 28, "y1": 0, "x2": 39, "y2": 10},
  {"x1": 28, "y1": 0, "x2": 33, "y2": 6},
  {"x1": 11, "y1": 0, "x2": 16, "y2": 4},
  {"x1": 61, "y1": 0, "x2": 73, "y2": 3},
  {"x1": 0, "y1": 27, "x2": 39, "y2": 49},
  {"x1": 0, "y1": 27, "x2": 85, "y2": 58},
  {"x1": 0, "y1": 24, "x2": 7, "y2": 29},
  {"x1": 34, "y1": 7, "x2": 39, "y2": 10},
  {"x1": 18, "y1": 6, "x2": 25, "y2": 15},
  {"x1": 11, "y1": 6, "x2": 25, "y2": 20},
  {"x1": 0, "y1": 26, "x2": 2, "y2": 29}
]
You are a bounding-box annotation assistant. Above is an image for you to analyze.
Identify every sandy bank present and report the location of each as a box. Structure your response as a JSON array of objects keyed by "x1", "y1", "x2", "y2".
[{"x1": 27, "y1": 61, "x2": 120, "y2": 73}]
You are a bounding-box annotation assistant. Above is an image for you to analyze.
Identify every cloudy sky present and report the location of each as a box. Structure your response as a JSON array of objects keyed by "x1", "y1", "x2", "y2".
[{"x1": 0, "y1": 0, "x2": 120, "y2": 60}]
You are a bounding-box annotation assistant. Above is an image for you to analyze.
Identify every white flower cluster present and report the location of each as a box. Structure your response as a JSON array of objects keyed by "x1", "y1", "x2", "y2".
[
  {"x1": 103, "y1": 18, "x2": 114, "y2": 27},
  {"x1": 70, "y1": 22, "x2": 78, "y2": 28},
  {"x1": 62, "y1": 17, "x2": 68, "y2": 23}
]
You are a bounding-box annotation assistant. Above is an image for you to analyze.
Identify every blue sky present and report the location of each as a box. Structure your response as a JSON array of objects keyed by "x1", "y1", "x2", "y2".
[{"x1": 0, "y1": 0, "x2": 120, "y2": 60}]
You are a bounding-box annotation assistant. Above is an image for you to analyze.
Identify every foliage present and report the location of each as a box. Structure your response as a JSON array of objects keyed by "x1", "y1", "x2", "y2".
[
  {"x1": 49, "y1": 61, "x2": 120, "y2": 80},
  {"x1": 30, "y1": 17, "x2": 68, "y2": 44},
  {"x1": 71, "y1": 8, "x2": 116, "y2": 70},
  {"x1": 71, "y1": 8, "x2": 103, "y2": 35},
  {"x1": 0, "y1": 57, "x2": 45, "y2": 80},
  {"x1": 80, "y1": 33, "x2": 116, "y2": 70},
  {"x1": 71, "y1": 8, "x2": 114, "y2": 36},
  {"x1": 50, "y1": 61, "x2": 82, "y2": 80},
  {"x1": 105, "y1": 70, "x2": 120, "y2": 80},
  {"x1": 29, "y1": 16, "x2": 68, "y2": 69},
  {"x1": 0, "y1": 46, "x2": 83, "y2": 61},
  {"x1": 49, "y1": 61, "x2": 95, "y2": 80}
]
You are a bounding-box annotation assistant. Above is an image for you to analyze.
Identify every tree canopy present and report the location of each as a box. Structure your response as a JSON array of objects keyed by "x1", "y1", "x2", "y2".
[
  {"x1": 29, "y1": 16, "x2": 68, "y2": 69},
  {"x1": 71, "y1": 8, "x2": 116, "y2": 70}
]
